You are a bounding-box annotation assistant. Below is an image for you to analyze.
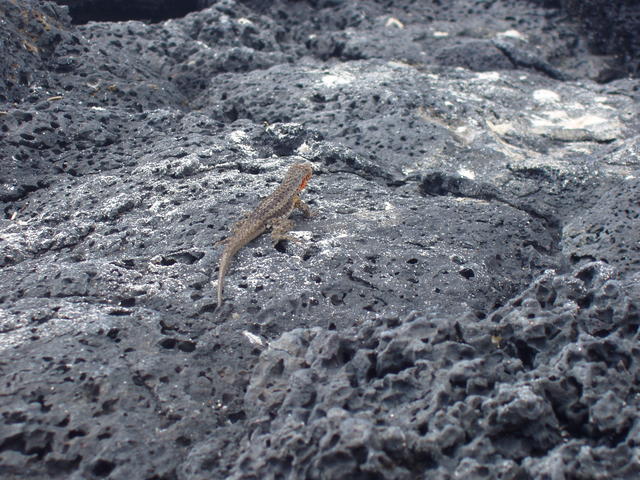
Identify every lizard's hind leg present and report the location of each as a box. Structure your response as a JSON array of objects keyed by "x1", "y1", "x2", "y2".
[{"x1": 269, "y1": 217, "x2": 298, "y2": 246}]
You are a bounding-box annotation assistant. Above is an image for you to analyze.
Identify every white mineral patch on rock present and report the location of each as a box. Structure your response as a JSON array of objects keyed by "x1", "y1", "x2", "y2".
[
  {"x1": 321, "y1": 70, "x2": 355, "y2": 87},
  {"x1": 533, "y1": 89, "x2": 560, "y2": 103},
  {"x1": 530, "y1": 111, "x2": 622, "y2": 141},
  {"x1": 497, "y1": 29, "x2": 527, "y2": 41}
]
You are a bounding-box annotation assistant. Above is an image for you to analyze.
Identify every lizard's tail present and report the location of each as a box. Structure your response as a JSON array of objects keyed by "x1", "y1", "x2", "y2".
[
  {"x1": 216, "y1": 272, "x2": 224, "y2": 308},
  {"x1": 216, "y1": 244, "x2": 240, "y2": 308},
  {"x1": 217, "y1": 253, "x2": 228, "y2": 307}
]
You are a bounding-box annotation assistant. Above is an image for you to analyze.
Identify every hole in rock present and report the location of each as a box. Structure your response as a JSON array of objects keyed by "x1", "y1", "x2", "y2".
[
  {"x1": 459, "y1": 267, "x2": 475, "y2": 279},
  {"x1": 177, "y1": 340, "x2": 196, "y2": 353},
  {"x1": 92, "y1": 459, "x2": 115, "y2": 477}
]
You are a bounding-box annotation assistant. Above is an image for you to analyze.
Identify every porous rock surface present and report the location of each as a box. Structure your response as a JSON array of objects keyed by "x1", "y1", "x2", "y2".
[{"x1": 0, "y1": 0, "x2": 639, "y2": 479}]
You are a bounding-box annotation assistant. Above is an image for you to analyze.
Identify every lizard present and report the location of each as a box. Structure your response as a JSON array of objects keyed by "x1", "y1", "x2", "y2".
[{"x1": 216, "y1": 162, "x2": 314, "y2": 307}]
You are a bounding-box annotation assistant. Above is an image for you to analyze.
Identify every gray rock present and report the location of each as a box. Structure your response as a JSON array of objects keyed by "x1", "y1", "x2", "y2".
[{"x1": 1, "y1": 0, "x2": 639, "y2": 479}]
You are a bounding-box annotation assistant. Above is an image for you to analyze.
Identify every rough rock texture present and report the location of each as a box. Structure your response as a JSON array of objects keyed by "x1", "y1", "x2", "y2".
[
  {"x1": 559, "y1": 0, "x2": 640, "y2": 79},
  {"x1": 1, "y1": 0, "x2": 639, "y2": 479}
]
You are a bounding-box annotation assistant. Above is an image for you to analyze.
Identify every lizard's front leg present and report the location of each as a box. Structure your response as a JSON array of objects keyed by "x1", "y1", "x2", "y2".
[
  {"x1": 269, "y1": 217, "x2": 298, "y2": 246},
  {"x1": 294, "y1": 196, "x2": 313, "y2": 218}
]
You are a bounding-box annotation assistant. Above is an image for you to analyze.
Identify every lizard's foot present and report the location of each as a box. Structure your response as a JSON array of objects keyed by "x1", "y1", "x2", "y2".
[{"x1": 302, "y1": 207, "x2": 316, "y2": 218}]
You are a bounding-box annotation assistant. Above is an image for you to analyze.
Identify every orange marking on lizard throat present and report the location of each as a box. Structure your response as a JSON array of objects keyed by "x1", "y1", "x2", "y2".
[{"x1": 298, "y1": 174, "x2": 311, "y2": 191}]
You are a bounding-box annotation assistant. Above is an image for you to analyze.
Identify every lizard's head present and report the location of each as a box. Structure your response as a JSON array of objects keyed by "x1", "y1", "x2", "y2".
[{"x1": 290, "y1": 162, "x2": 313, "y2": 191}]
